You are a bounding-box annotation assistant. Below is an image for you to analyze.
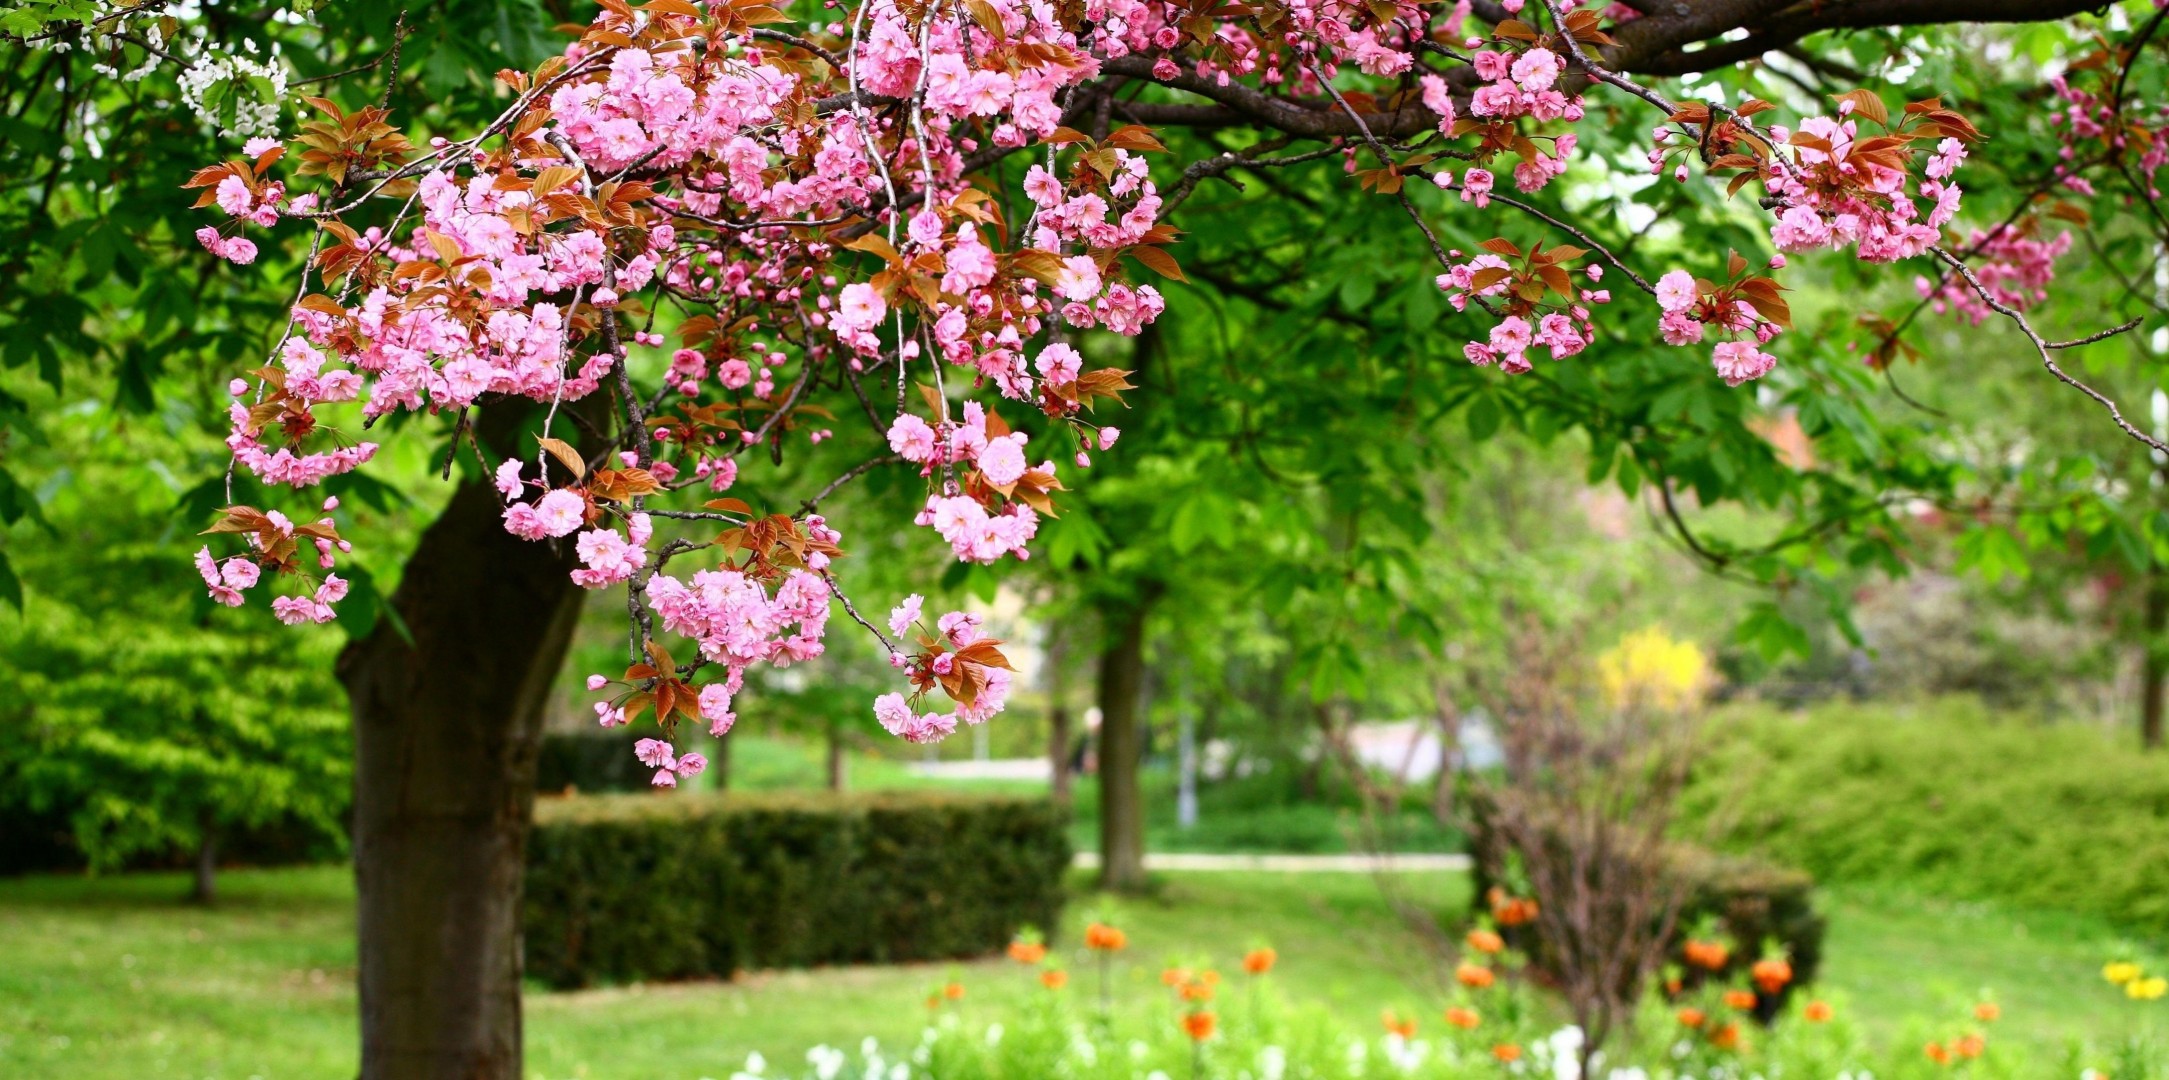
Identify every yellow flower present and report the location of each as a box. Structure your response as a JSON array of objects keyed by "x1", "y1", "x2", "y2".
[
  {"x1": 1596, "y1": 627, "x2": 1710, "y2": 714},
  {"x1": 2106, "y1": 962, "x2": 2144, "y2": 986},
  {"x1": 2129, "y1": 976, "x2": 2168, "y2": 1001}
]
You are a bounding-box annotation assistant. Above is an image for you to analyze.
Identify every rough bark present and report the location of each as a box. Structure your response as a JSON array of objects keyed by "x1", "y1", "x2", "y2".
[
  {"x1": 1096, "y1": 596, "x2": 1154, "y2": 892},
  {"x1": 337, "y1": 415, "x2": 588, "y2": 1080}
]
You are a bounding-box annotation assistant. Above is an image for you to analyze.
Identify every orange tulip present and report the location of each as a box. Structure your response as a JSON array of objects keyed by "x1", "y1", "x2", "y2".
[
  {"x1": 1008, "y1": 941, "x2": 1047, "y2": 965},
  {"x1": 1492, "y1": 1043, "x2": 1523, "y2": 1063},
  {"x1": 1677, "y1": 1007, "x2": 1706, "y2": 1028},
  {"x1": 943, "y1": 982, "x2": 965, "y2": 1000},
  {"x1": 1083, "y1": 922, "x2": 1127, "y2": 951},
  {"x1": 1444, "y1": 1006, "x2": 1481, "y2": 1030},
  {"x1": 1722, "y1": 988, "x2": 1758, "y2": 1011},
  {"x1": 1974, "y1": 1002, "x2": 2000, "y2": 1023},
  {"x1": 1709, "y1": 1023, "x2": 1742, "y2": 1051},
  {"x1": 1683, "y1": 939, "x2": 1731, "y2": 971},
  {"x1": 1040, "y1": 969, "x2": 1068, "y2": 990},
  {"x1": 1243, "y1": 948, "x2": 1278, "y2": 975},
  {"x1": 1954, "y1": 1034, "x2": 1985, "y2": 1059},
  {"x1": 1750, "y1": 957, "x2": 1792, "y2": 992},
  {"x1": 1381, "y1": 1010, "x2": 1418, "y2": 1039},
  {"x1": 1466, "y1": 928, "x2": 1505, "y2": 954},
  {"x1": 1925, "y1": 1041, "x2": 1952, "y2": 1066},
  {"x1": 1182, "y1": 1011, "x2": 1217, "y2": 1041},
  {"x1": 1803, "y1": 1000, "x2": 1833, "y2": 1023},
  {"x1": 1456, "y1": 962, "x2": 1496, "y2": 989}
]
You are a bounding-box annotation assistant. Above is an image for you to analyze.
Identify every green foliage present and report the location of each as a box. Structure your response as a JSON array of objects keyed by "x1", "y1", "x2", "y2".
[
  {"x1": 1682, "y1": 697, "x2": 2169, "y2": 930},
  {"x1": 0, "y1": 532, "x2": 349, "y2": 874},
  {"x1": 523, "y1": 791, "x2": 1071, "y2": 988}
]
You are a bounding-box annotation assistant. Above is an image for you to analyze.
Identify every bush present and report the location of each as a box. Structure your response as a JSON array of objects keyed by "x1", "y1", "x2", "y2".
[
  {"x1": 524, "y1": 790, "x2": 1070, "y2": 988},
  {"x1": 1468, "y1": 809, "x2": 1826, "y2": 1019},
  {"x1": 1680, "y1": 696, "x2": 2169, "y2": 931}
]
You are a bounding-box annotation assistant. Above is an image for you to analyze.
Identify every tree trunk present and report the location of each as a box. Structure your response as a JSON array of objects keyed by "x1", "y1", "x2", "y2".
[
  {"x1": 2145, "y1": 564, "x2": 2167, "y2": 751},
  {"x1": 711, "y1": 729, "x2": 732, "y2": 791},
  {"x1": 1049, "y1": 704, "x2": 1072, "y2": 805},
  {"x1": 1097, "y1": 596, "x2": 1153, "y2": 892},
  {"x1": 337, "y1": 443, "x2": 588, "y2": 1080},
  {"x1": 826, "y1": 718, "x2": 847, "y2": 792},
  {"x1": 188, "y1": 822, "x2": 217, "y2": 905},
  {"x1": 1046, "y1": 627, "x2": 1073, "y2": 804}
]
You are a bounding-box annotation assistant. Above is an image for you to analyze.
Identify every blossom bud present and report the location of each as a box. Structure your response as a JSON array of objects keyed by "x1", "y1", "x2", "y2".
[
  {"x1": 587, "y1": 674, "x2": 608, "y2": 691},
  {"x1": 229, "y1": 378, "x2": 250, "y2": 396}
]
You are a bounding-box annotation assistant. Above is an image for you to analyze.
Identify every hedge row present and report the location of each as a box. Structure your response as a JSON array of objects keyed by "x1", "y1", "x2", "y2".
[
  {"x1": 524, "y1": 790, "x2": 1071, "y2": 988},
  {"x1": 1680, "y1": 696, "x2": 2169, "y2": 931}
]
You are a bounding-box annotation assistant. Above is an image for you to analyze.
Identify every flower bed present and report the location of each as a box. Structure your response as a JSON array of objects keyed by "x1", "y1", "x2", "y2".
[{"x1": 682, "y1": 920, "x2": 2169, "y2": 1080}]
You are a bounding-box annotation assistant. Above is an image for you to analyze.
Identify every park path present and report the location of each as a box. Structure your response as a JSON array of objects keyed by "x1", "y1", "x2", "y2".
[{"x1": 1069, "y1": 852, "x2": 1470, "y2": 872}]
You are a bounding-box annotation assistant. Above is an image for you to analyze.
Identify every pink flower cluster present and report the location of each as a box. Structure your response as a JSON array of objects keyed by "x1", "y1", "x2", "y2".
[
  {"x1": 1655, "y1": 268, "x2": 1780, "y2": 386},
  {"x1": 192, "y1": 496, "x2": 353, "y2": 621},
  {"x1": 873, "y1": 595, "x2": 1013, "y2": 744},
  {"x1": 891, "y1": 401, "x2": 1055, "y2": 563},
  {"x1": 1758, "y1": 115, "x2": 1966, "y2": 262},
  {"x1": 633, "y1": 738, "x2": 708, "y2": 788},
  {"x1": 1434, "y1": 246, "x2": 1608, "y2": 374},
  {"x1": 1916, "y1": 224, "x2": 2072, "y2": 324}
]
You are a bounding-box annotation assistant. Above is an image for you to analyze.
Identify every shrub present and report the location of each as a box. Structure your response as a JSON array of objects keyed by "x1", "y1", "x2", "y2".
[
  {"x1": 523, "y1": 790, "x2": 1070, "y2": 988},
  {"x1": 1468, "y1": 809, "x2": 1826, "y2": 1021},
  {"x1": 1679, "y1": 696, "x2": 2169, "y2": 931}
]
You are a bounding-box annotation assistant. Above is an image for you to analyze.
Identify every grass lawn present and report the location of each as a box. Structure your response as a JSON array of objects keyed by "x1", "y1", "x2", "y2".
[
  {"x1": 1, "y1": 864, "x2": 2157, "y2": 1079},
  {"x1": 0, "y1": 866, "x2": 1468, "y2": 1080}
]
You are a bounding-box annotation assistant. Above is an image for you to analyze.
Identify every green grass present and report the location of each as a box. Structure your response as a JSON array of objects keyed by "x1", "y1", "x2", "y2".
[
  {"x1": 3, "y1": 864, "x2": 2158, "y2": 1079},
  {"x1": 1817, "y1": 882, "x2": 2163, "y2": 1051},
  {"x1": 0, "y1": 866, "x2": 1466, "y2": 1080}
]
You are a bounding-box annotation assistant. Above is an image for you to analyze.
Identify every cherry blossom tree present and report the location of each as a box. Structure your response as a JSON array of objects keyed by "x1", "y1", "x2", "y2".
[{"x1": 13, "y1": 0, "x2": 2169, "y2": 1075}]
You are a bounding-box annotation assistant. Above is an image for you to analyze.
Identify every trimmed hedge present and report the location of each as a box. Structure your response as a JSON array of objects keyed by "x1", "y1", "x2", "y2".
[
  {"x1": 1680, "y1": 695, "x2": 2169, "y2": 931},
  {"x1": 524, "y1": 790, "x2": 1070, "y2": 988}
]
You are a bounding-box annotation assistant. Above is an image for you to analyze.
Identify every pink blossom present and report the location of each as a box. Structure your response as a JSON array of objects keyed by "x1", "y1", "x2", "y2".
[
  {"x1": 1711, "y1": 340, "x2": 1777, "y2": 386},
  {"x1": 1655, "y1": 270, "x2": 1698, "y2": 313},
  {"x1": 1510, "y1": 48, "x2": 1560, "y2": 92},
  {"x1": 888, "y1": 594, "x2": 925, "y2": 637}
]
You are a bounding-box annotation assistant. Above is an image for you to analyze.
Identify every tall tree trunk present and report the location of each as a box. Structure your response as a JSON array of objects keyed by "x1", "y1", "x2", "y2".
[
  {"x1": 826, "y1": 718, "x2": 847, "y2": 792},
  {"x1": 188, "y1": 819, "x2": 217, "y2": 905},
  {"x1": 2145, "y1": 564, "x2": 2167, "y2": 751},
  {"x1": 1097, "y1": 596, "x2": 1154, "y2": 892},
  {"x1": 1046, "y1": 627, "x2": 1073, "y2": 804},
  {"x1": 337, "y1": 419, "x2": 588, "y2": 1080},
  {"x1": 711, "y1": 729, "x2": 732, "y2": 791}
]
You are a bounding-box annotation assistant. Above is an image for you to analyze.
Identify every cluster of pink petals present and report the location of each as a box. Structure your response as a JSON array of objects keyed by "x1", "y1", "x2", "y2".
[
  {"x1": 1436, "y1": 257, "x2": 1606, "y2": 375},
  {"x1": 1755, "y1": 115, "x2": 1965, "y2": 262},
  {"x1": 873, "y1": 597, "x2": 1012, "y2": 744},
  {"x1": 193, "y1": 497, "x2": 353, "y2": 620},
  {"x1": 633, "y1": 737, "x2": 708, "y2": 788},
  {"x1": 1916, "y1": 225, "x2": 2072, "y2": 324},
  {"x1": 1656, "y1": 268, "x2": 1780, "y2": 386}
]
